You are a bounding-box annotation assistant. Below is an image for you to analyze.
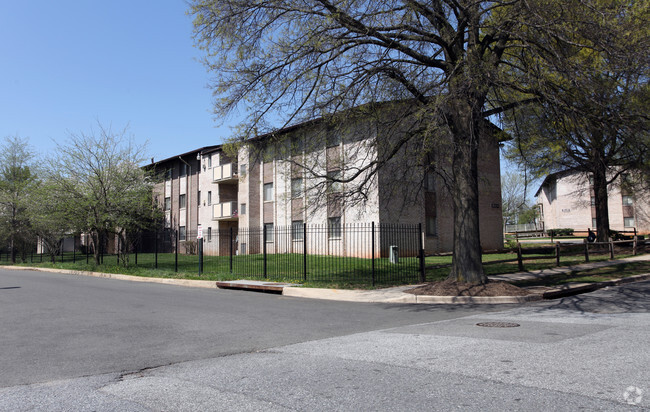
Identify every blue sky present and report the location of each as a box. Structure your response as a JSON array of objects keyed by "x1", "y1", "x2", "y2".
[{"x1": 0, "y1": 1, "x2": 236, "y2": 162}]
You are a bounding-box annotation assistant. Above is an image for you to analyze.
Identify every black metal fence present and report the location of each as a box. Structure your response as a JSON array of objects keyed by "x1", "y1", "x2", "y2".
[{"x1": 0, "y1": 223, "x2": 426, "y2": 285}]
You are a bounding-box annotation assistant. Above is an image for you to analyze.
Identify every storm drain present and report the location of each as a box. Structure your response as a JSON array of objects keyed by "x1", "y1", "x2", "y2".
[{"x1": 476, "y1": 322, "x2": 520, "y2": 328}]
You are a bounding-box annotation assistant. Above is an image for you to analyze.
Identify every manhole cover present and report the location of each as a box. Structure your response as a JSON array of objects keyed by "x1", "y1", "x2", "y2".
[{"x1": 476, "y1": 322, "x2": 520, "y2": 328}]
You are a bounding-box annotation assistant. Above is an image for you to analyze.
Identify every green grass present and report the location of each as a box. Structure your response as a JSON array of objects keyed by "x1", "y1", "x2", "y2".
[
  {"x1": 2, "y1": 249, "x2": 645, "y2": 289},
  {"x1": 511, "y1": 262, "x2": 650, "y2": 288},
  {"x1": 6, "y1": 251, "x2": 423, "y2": 286}
]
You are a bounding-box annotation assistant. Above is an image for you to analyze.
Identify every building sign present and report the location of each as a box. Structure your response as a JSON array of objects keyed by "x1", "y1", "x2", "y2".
[{"x1": 197, "y1": 224, "x2": 203, "y2": 239}]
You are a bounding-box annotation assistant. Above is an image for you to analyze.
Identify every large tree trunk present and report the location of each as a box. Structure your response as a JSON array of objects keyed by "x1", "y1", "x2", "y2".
[
  {"x1": 592, "y1": 157, "x2": 611, "y2": 242},
  {"x1": 446, "y1": 98, "x2": 486, "y2": 284}
]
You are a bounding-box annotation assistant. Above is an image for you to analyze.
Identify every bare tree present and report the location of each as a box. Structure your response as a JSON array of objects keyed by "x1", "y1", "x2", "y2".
[
  {"x1": 190, "y1": 0, "x2": 632, "y2": 283},
  {"x1": 48, "y1": 123, "x2": 156, "y2": 265}
]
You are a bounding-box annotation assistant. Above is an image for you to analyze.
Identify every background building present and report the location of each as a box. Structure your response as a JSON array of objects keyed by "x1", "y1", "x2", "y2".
[{"x1": 535, "y1": 170, "x2": 650, "y2": 234}]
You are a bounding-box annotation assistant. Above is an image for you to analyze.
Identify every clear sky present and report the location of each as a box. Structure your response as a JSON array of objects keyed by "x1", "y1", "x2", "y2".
[{"x1": 0, "y1": 1, "x2": 235, "y2": 162}]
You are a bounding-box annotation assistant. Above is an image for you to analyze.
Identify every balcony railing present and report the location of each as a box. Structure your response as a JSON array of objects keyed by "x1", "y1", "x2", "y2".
[
  {"x1": 212, "y1": 163, "x2": 238, "y2": 183},
  {"x1": 213, "y1": 201, "x2": 238, "y2": 221}
]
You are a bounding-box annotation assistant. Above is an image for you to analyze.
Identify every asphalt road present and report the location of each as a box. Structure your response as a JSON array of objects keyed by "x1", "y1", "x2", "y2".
[
  {"x1": 1, "y1": 268, "x2": 648, "y2": 411},
  {"x1": 0, "y1": 268, "x2": 506, "y2": 388}
]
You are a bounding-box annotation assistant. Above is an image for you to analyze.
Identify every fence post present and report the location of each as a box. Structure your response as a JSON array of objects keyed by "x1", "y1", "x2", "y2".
[
  {"x1": 263, "y1": 225, "x2": 267, "y2": 279},
  {"x1": 584, "y1": 239, "x2": 590, "y2": 262},
  {"x1": 175, "y1": 230, "x2": 178, "y2": 272},
  {"x1": 609, "y1": 238, "x2": 614, "y2": 259},
  {"x1": 418, "y1": 223, "x2": 425, "y2": 283},
  {"x1": 303, "y1": 223, "x2": 307, "y2": 282},
  {"x1": 230, "y1": 227, "x2": 234, "y2": 274},
  {"x1": 116, "y1": 235, "x2": 120, "y2": 266},
  {"x1": 555, "y1": 242, "x2": 560, "y2": 266},
  {"x1": 633, "y1": 235, "x2": 637, "y2": 256},
  {"x1": 198, "y1": 237, "x2": 203, "y2": 276},
  {"x1": 155, "y1": 229, "x2": 158, "y2": 269},
  {"x1": 371, "y1": 222, "x2": 376, "y2": 287},
  {"x1": 517, "y1": 243, "x2": 524, "y2": 272},
  {"x1": 86, "y1": 234, "x2": 89, "y2": 264},
  {"x1": 135, "y1": 233, "x2": 138, "y2": 266}
]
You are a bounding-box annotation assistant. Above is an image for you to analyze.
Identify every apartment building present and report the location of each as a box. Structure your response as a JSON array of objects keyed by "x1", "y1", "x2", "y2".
[
  {"x1": 152, "y1": 109, "x2": 504, "y2": 255},
  {"x1": 535, "y1": 170, "x2": 650, "y2": 234}
]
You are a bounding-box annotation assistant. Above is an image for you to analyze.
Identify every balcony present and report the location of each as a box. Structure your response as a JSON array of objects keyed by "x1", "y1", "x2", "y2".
[
  {"x1": 213, "y1": 201, "x2": 238, "y2": 221},
  {"x1": 212, "y1": 163, "x2": 238, "y2": 183}
]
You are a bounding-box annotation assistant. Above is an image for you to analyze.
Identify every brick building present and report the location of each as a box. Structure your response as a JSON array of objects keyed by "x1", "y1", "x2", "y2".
[
  {"x1": 535, "y1": 170, "x2": 650, "y2": 234},
  {"x1": 151, "y1": 110, "x2": 504, "y2": 256}
]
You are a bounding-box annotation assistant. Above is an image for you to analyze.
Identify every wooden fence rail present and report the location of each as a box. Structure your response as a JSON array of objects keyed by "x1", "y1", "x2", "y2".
[{"x1": 425, "y1": 237, "x2": 647, "y2": 274}]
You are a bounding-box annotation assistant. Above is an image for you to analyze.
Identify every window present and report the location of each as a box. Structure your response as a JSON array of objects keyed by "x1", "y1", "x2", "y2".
[
  {"x1": 592, "y1": 218, "x2": 597, "y2": 228},
  {"x1": 240, "y1": 203, "x2": 247, "y2": 215},
  {"x1": 425, "y1": 172, "x2": 436, "y2": 192},
  {"x1": 165, "y1": 169, "x2": 172, "y2": 180},
  {"x1": 426, "y1": 216, "x2": 437, "y2": 236},
  {"x1": 291, "y1": 177, "x2": 303, "y2": 198},
  {"x1": 180, "y1": 163, "x2": 187, "y2": 177},
  {"x1": 207, "y1": 191, "x2": 212, "y2": 206},
  {"x1": 590, "y1": 197, "x2": 596, "y2": 206},
  {"x1": 207, "y1": 227, "x2": 212, "y2": 242},
  {"x1": 207, "y1": 154, "x2": 212, "y2": 168},
  {"x1": 240, "y1": 164, "x2": 247, "y2": 176},
  {"x1": 292, "y1": 220, "x2": 304, "y2": 241},
  {"x1": 164, "y1": 197, "x2": 171, "y2": 211},
  {"x1": 179, "y1": 194, "x2": 187, "y2": 209},
  {"x1": 622, "y1": 196, "x2": 634, "y2": 206},
  {"x1": 264, "y1": 182, "x2": 274, "y2": 201},
  {"x1": 179, "y1": 226, "x2": 186, "y2": 241},
  {"x1": 328, "y1": 217, "x2": 341, "y2": 239},
  {"x1": 624, "y1": 217, "x2": 636, "y2": 227},
  {"x1": 588, "y1": 175, "x2": 594, "y2": 186},
  {"x1": 197, "y1": 191, "x2": 201, "y2": 205},
  {"x1": 326, "y1": 133, "x2": 341, "y2": 147},
  {"x1": 264, "y1": 223, "x2": 274, "y2": 242},
  {"x1": 292, "y1": 136, "x2": 304, "y2": 154},
  {"x1": 327, "y1": 170, "x2": 342, "y2": 193}
]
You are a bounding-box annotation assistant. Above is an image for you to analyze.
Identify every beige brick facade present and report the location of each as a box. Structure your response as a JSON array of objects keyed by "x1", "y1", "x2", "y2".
[
  {"x1": 536, "y1": 171, "x2": 650, "y2": 234},
  {"x1": 152, "y1": 111, "x2": 504, "y2": 256}
]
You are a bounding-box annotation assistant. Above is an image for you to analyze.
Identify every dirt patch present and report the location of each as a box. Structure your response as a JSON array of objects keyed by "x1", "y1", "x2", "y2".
[{"x1": 406, "y1": 278, "x2": 532, "y2": 297}]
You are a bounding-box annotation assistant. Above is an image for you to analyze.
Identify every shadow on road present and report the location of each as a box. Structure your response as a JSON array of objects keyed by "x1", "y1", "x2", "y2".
[{"x1": 540, "y1": 280, "x2": 650, "y2": 314}]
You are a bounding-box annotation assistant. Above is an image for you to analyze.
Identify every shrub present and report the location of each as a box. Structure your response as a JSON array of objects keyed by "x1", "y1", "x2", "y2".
[{"x1": 547, "y1": 228, "x2": 574, "y2": 237}]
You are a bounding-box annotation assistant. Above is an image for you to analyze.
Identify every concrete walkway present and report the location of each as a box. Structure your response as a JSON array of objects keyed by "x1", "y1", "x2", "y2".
[
  {"x1": 4, "y1": 254, "x2": 649, "y2": 305},
  {"x1": 282, "y1": 254, "x2": 650, "y2": 304}
]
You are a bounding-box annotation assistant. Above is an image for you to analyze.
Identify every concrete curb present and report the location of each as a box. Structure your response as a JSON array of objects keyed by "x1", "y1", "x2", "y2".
[
  {"x1": 3, "y1": 265, "x2": 649, "y2": 304},
  {"x1": 282, "y1": 286, "x2": 543, "y2": 304},
  {"x1": 1, "y1": 265, "x2": 218, "y2": 289}
]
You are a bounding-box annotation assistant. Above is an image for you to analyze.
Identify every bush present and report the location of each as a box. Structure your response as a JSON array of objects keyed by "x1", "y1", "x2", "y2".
[
  {"x1": 609, "y1": 230, "x2": 633, "y2": 241},
  {"x1": 547, "y1": 228, "x2": 574, "y2": 237}
]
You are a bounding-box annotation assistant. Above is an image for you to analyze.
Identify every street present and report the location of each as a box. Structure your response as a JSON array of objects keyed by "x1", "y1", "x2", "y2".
[{"x1": 1, "y1": 268, "x2": 648, "y2": 410}]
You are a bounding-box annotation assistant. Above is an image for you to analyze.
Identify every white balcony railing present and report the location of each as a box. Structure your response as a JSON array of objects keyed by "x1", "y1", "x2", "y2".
[
  {"x1": 212, "y1": 201, "x2": 238, "y2": 220},
  {"x1": 212, "y1": 163, "x2": 237, "y2": 182}
]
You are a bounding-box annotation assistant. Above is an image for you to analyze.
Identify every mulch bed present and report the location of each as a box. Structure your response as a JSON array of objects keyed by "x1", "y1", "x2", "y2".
[{"x1": 406, "y1": 278, "x2": 532, "y2": 297}]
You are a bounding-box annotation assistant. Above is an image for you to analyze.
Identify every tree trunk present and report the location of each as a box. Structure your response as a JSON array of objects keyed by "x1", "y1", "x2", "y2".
[
  {"x1": 592, "y1": 160, "x2": 611, "y2": 242},
  {"x1": 446, "y1": 98, "x2": 486, "y2": 284}
]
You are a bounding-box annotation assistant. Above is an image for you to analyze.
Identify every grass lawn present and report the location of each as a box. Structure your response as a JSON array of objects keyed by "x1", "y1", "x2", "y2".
[
  {"x1": 511, "y1": 261, "x2": 650, "y2": 288},
  {"x1": 3, "y1": 249, "x2": 646, "y2": 289}
]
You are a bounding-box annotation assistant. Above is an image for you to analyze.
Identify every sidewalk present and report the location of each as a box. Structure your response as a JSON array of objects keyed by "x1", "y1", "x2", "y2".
[
  {"x1": 4, "y1": 254, "x2": 649, "y2": 305},
  {"x1": 281, "y1": 254, "x2": 650, "y2": 304}
]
